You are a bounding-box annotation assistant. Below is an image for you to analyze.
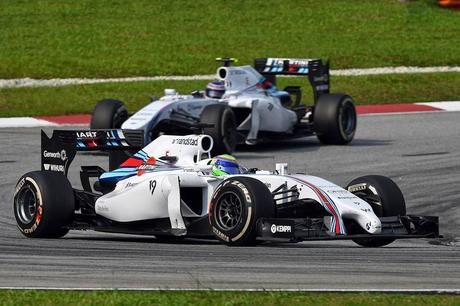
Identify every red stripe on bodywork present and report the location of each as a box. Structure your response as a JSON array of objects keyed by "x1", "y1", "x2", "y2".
[
  {"x1": 288, "y1": 176, "x2": 343, "y2": 234},
  {"x1": 356, "y1": 104, "x2": 441, "y2": 115},
  {"x1": 121, "y1": 158, "x2": 145, "y2": 167},
  {"x1": 35, "y1": 114, "x2": 91, "y2": 125}
]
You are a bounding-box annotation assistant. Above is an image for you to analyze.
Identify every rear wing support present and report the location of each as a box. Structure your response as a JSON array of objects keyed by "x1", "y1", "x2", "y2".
[
  {"x1": 41, "y1": 129, "x2": 145, "y2": 176},
  {"x1": 254, "y1": 58, "x2": 330, "y2": 103}
]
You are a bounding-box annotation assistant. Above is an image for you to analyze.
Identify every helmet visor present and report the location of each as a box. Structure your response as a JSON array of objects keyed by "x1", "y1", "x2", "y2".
[
  {"x1": 214, "y1": 159, "x2": 241, "y2": 175},
  {"x1": 206, "y1": 88, "x2": 224, "y2": 99}
]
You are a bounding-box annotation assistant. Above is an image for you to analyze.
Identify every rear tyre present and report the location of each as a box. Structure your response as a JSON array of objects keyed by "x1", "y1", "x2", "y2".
[
  {"x1": 90, "y1": 99, "x2": 128, "y2": 129},
  {"x1": 346, "y1": 175, "x2": 406, "y2": 247},
  {"x1": 13, "y1": 171, "x2": 75, "y2": 238},
  {"x1": 314, "y1": 93, "x2": 356, "y2": 145},
  {"x1": 209, "y1": 177, "x2": 275, "y2": 246},
  {"x1": 200, "y1": 104, "x2": 237, "y2": 155}
]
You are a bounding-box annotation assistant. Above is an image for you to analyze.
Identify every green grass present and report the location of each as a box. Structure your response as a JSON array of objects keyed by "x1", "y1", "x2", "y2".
[
  {"x1": 1, "y1": 0, "x2": 459, "y2": 78},
  {"x1": 0, "y1": 290, "x2": 458, "y2": 306},
  {"x1": 1, "y1": 72, "x2": 459, "y2": 117}
]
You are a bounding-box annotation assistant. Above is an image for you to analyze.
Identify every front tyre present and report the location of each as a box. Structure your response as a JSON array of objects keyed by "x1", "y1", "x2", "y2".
[
  {"x1": 209, "y1": 177, "x2": 275, "y2": 246},
  {"x1": 90, "y1": 99, "x2": 128, "y2": 129},
  {"x1": 347, "y1": 175, "x2": 406, "y2": 247},
  {"x1": 200, "y1": 104, "x2": 237, "y2": 155},
  {"x1": 13, "y1": 171, "x2": 75, "y2": 238},
  {"x1": 314, "y1": 93, "x2": 356, "y2": 145}
]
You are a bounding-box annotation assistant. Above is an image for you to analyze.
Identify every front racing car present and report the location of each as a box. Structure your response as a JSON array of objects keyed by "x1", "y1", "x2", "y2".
[{"x1": 13, "y1": 129, "x2": 438, "y2": 247}]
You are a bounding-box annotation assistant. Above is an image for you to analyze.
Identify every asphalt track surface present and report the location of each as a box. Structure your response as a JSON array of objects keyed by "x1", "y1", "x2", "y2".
[{"x1": 0, "y1": 112, "x2": 458, "y2": 290}]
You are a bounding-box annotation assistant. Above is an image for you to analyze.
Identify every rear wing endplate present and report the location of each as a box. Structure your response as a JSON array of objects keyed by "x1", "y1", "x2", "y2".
[
  {"x1": 41, "y1": 129, "x2": 145, "y2": 175},
  {"x1": 254, "y1": 57, "x2": 330, "y2": 102}
]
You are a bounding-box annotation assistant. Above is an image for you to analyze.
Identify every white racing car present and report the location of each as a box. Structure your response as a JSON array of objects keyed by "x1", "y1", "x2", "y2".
[
  {"x1": 90, "y1": 58, "x2": 357, "y2": 154},
  {"x1": 13, "y1": 129, "x2": 438, "y2": 246}
]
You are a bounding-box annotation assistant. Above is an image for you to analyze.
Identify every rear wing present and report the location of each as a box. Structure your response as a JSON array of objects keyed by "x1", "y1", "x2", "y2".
[
  {"x1": 41, "y1": 129, "x2": 145, "y2": 175},
  {"x1": 254, "y1": 58, "x2": 330, "y2": 102}
]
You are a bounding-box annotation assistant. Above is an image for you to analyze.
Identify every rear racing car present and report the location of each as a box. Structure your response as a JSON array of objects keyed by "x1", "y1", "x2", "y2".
[
  {"x1": 90, "y1": 58, "x2": 357, "y2": 154},
  {"x1": 13, "y1": 129, "x2": 438, "y2": 247}
]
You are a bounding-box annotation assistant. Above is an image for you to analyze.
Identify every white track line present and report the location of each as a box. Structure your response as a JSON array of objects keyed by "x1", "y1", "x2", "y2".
[
  {"x1": 1, "y1": 66, "x2": 459, "y2": 88},
  {"x1": 0, "y1": 287, "x2": 458, "y2": 293},
  {"x1": 0, "y1": 117, "x2": 58, "y2": 128},
  {"x1": 418, "y1": 101, "x2": 460, "y2": 112}
]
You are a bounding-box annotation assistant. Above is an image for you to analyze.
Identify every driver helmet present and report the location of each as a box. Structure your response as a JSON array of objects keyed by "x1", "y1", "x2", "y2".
[
  {"x1": 210, "y1": 154, "x2": 241, "y2": 176},
  {"x1": 205, "y1": 81, "x2": 225, "y2": 99}
]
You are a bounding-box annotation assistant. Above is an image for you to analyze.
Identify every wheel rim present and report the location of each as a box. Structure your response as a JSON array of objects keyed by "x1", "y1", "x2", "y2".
[
  {"x1": 214, "y1": 191, "x2": 243, "y2": 231},
  {"x1": 15, "y1": 185, "x2": 37, "y2": 224},
  {"x1": 339, "y1": 102, "x2": 356, "y2": 138}
]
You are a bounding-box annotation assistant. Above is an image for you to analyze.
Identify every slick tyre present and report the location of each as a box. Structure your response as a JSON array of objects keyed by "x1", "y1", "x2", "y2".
[
  {"x1": 314, "y1": 94, "x2": 356, "y2": 145},
  {"x1": 347, "y1": 175, "x2": 406, "y2": 247},
  {"x1": 90, "y1": 99, "x2": 128, "y2": 129},
  {"x1": 200, "y1": 104, "x2": 237, "y2": 155},
  {"x1": 209, "y1": 177, "x2": 275, "y2": 246},
  {"x1": 13, "y1": 171, "x2": 75, "y2": 238}
]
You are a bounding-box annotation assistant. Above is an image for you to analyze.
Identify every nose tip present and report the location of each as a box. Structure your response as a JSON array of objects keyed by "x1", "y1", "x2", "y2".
[{"x1": 367, "y1": 219, "x2": 382, "y2": 234}]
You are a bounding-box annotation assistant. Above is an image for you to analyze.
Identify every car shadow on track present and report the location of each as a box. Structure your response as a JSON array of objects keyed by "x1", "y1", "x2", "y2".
[
  {"x1": 348, "y1": 139, "x2": 393, "y2": 147},
  {"x1": 64, "y1": 235, "x2": 435, "y2": 249},
  {"x1": 237, "y1": 139, "x2": 320, "y2": 153},
  {"x1": 66, "y1": 235, "x2": 220, "y2": 245},
  {"x1": 236, "y1": 138, "x2": 392, "y2": 154}
]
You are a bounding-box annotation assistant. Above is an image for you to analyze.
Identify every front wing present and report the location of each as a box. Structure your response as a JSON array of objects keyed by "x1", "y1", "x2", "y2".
[{"x1": 257, "y1": 215, "x2": 439, "y2": 242}]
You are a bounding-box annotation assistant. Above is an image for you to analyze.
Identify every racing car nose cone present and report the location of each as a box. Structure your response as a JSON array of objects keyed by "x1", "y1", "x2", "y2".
[{"x1": 366, "y1": 219, "x2": 382, "y2": 234}]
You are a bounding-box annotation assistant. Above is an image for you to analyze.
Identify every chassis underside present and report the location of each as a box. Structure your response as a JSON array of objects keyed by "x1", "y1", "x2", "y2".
[{"x1": 71, "y1": 184, "x2": 439, "y2": 243}]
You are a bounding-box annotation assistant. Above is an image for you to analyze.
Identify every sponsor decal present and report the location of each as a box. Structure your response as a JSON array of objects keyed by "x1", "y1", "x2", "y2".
[
  {"x1": 271, "y1": 59, "x2": 311, "y2": 67},
  {"x1": 15, "y1": 178, "x2": 25, "y2": 194},
  {"x1": 368, "y1": 185, "x2": 378, "y2": 196},
  {"x1": 97, "y1": 205, "x2": 109, "y2": 212},
  {"x1": 347, "y1": 183, "x2": 367, "y2": 193},
  {"x1": 316, "y1": 85, "x2": 329, "y2": 91},
  {"x1": 337, "y1": 196, "x2": 359, "y2": 200},
  {"x1": 267, "y1": 103, "x2": 274, "y2": 111},
  {"x1": 43, "y1": 163, "x2": 65, "y2": 173},
  {"x1": 171, "y1": 137, "x2": 198, "y2": 146},
  {"x1": 136, "y1": 157, "x2": 157, "y2": 176},
  {"x1": 230, "y1": 70, "x2": 246, "y2": 76},
  {"x1": 231, "y1": 181, "x2": 251, "y2": 203},
  {"x1": 326, "y1": 189, "x2": 349, "y2": 195},
  {"x1": 137, "y1": 164, "x2": 156, "y2": 171},
  {"x1": 212, "y1": 226, "x2": 229, "y2": 242},
  {"x1": 76, "y1": 131, "x2": 98, "y2": 138},
  {"x1": 313, "y1": 74, "x2": 329, "y2": 83},
  {"x1": 43, "y1": 150, "x2": 67, "y2": 161},
  {"x1": 270, "y1": 224, "x2": 292, "y2": 234},
  {"x1": 125, "y1": 182, "x2": 138, "y2": 188},
  {"x1": 76, "y1": 131, "x2": 119, "y2": 139},
  {"x1": 149, "y1": 180, "x2": 156, "y2": 195}
]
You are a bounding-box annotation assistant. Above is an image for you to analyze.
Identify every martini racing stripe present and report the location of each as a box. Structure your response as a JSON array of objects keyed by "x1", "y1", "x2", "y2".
[{"x1": 287, "y1": 175, "x2": 346, "y2": 235}]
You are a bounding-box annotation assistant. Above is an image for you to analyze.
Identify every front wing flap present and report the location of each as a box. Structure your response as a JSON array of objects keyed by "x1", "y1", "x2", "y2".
[{"x1": 257, "y1": 215, "x2": 439, "y2": 242}]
